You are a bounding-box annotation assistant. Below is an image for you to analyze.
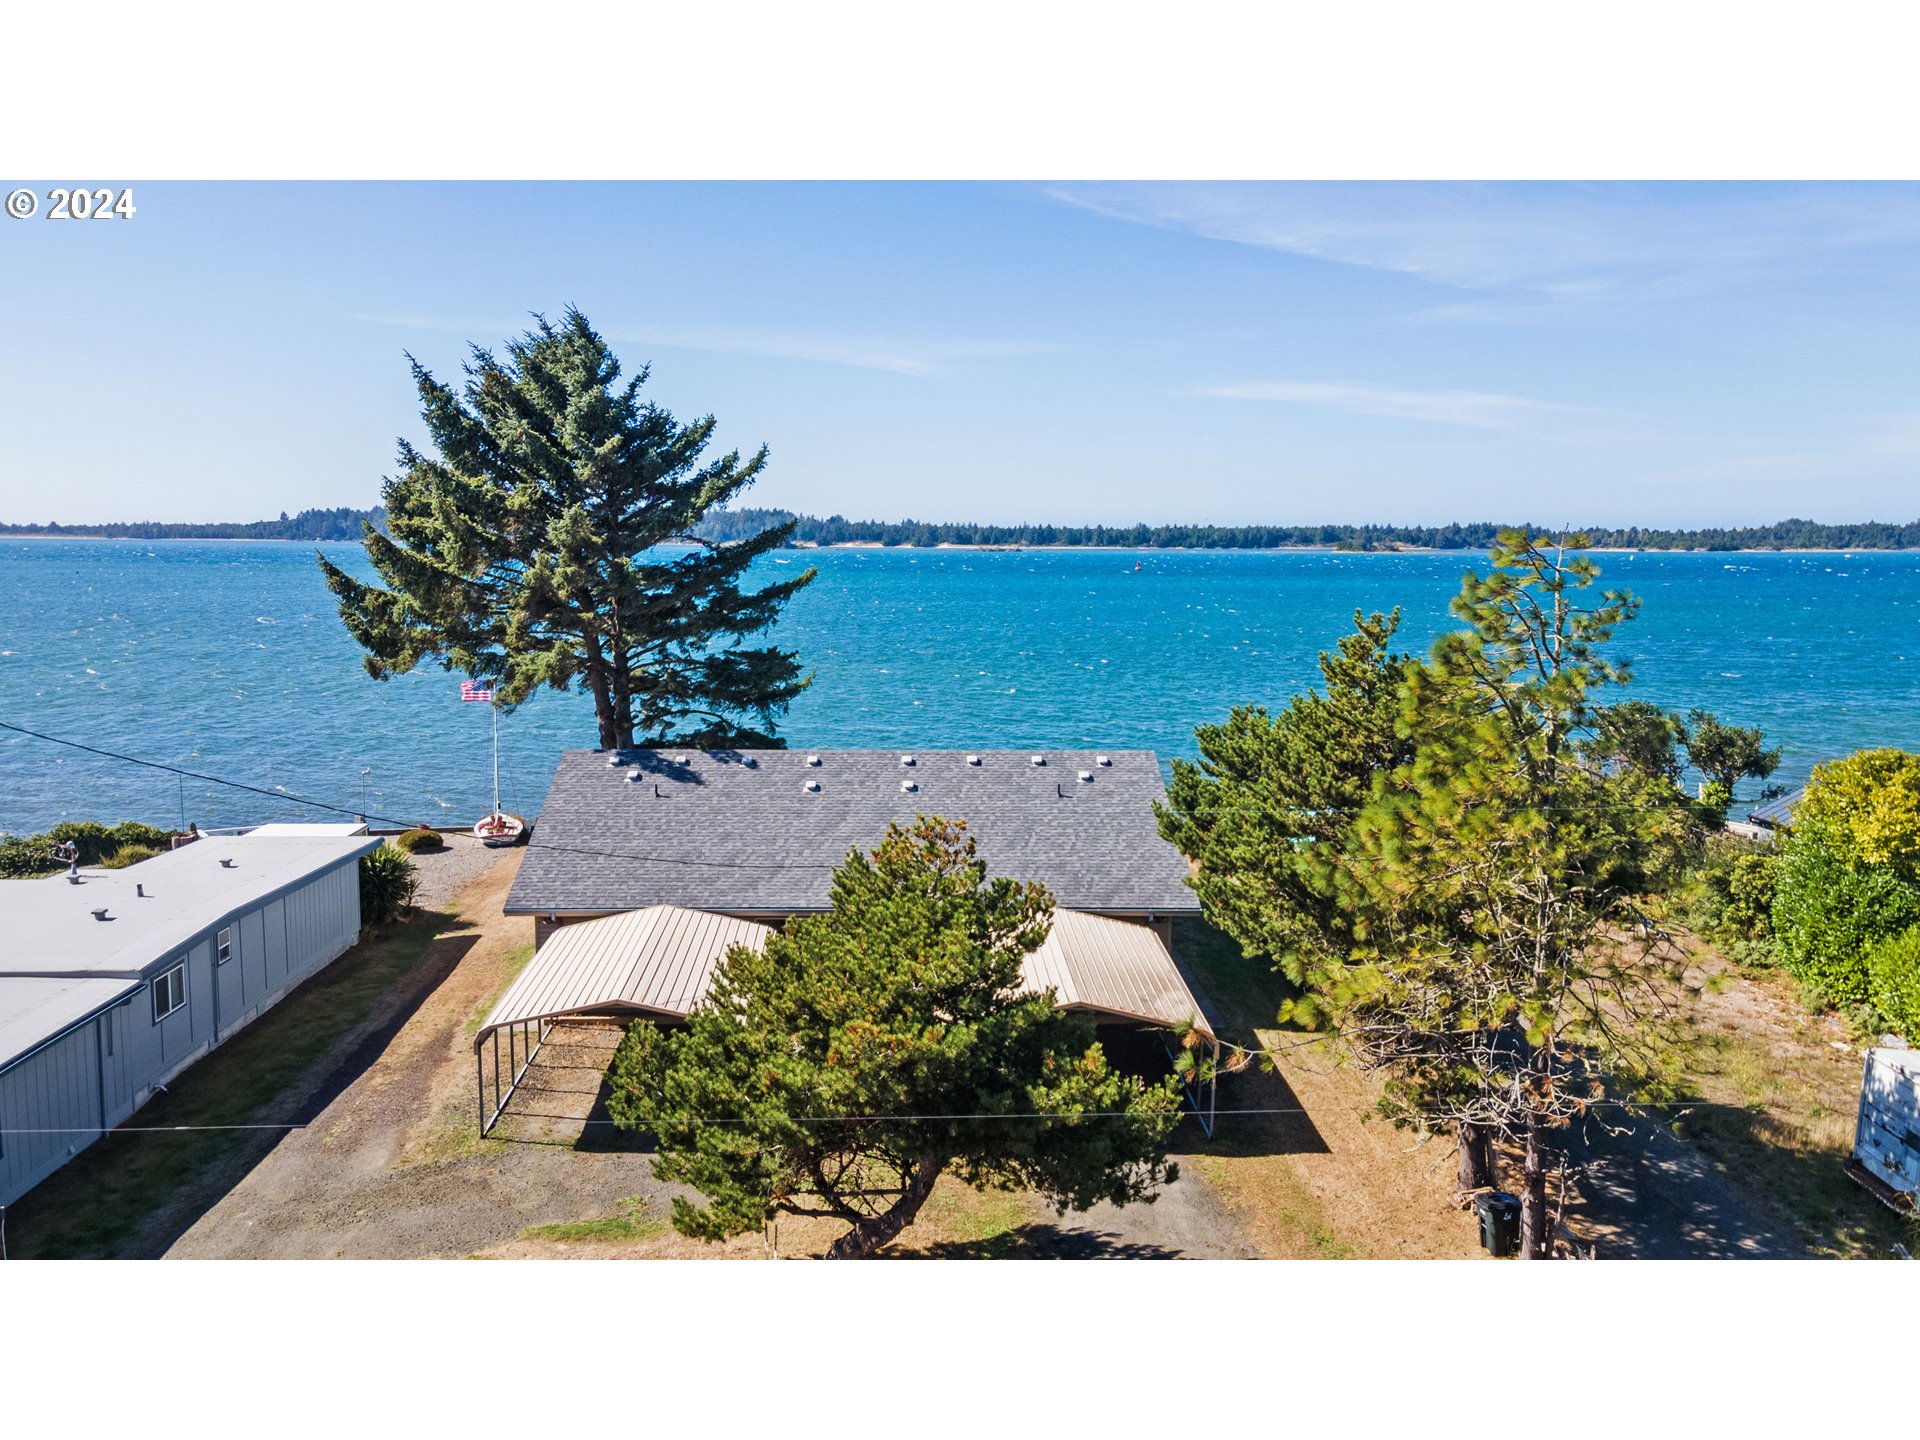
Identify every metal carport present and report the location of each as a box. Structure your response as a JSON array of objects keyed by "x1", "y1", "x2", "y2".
[{"x1": 475, "y1": 906, "x2": 1219, "y2": 1136}]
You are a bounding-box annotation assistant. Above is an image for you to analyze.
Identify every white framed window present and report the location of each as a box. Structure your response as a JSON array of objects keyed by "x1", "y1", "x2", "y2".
[
  {"x1": 151, "y1": 963, "x2": 187, "y2": 1022},
  {"x1": 216, "y1": 926, "x2": 233, "y2": 965}
]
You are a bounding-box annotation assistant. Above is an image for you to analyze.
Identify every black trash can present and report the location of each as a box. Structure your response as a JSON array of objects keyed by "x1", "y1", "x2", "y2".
[{"x1": 1475, "y1": 1191, "x2": 1521, "y2": 1257}]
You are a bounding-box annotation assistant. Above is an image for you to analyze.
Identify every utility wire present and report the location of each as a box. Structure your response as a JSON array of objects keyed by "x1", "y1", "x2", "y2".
[{"x1": 0, "y1": 718, "x2": 418, "y2": 830}]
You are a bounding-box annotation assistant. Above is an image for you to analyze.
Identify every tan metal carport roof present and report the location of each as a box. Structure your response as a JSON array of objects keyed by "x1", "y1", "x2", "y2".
[
  {"x1": 1020, "y1": 910, "x2": 1215, "y2": 1038},
  {"x1": 478, "y1": 906, "x2": 1210, "y2": 1042},
  {"x1": 479, "y1": 906, "x2": 773, "y2": 1035}
]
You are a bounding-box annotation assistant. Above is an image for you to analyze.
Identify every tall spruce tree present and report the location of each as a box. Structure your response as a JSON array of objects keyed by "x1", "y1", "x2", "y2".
[
  {"x1": 319, "y1": 309, "x2": 814, "y2": 750},
  {"x1": 607, "y1": 818, "x2": 1184, "y2": 1258},
  {"x1": 1299, "y1": 533, "x2": 1688, "y2": 1257}
]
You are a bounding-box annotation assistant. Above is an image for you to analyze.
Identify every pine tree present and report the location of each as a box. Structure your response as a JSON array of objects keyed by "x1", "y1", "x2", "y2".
[
  {"x1": 319, "y1": 309, "x2": 814, "y2": 750},
  {"x1": 606, "y1": 817, "x2": 1184, "y2": 1258},
  {"x1": 1300, "y1": 532, "x2": 1688, "y2": 1257}
]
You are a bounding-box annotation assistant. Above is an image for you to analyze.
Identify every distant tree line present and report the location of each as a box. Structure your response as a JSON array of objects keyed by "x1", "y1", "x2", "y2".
[
  {"x1": 0, "y1": 506, "x2": 387, "y2": 540},
  {"x1": 10, "y1": 503, "x2": 1920, "y2": 550},
  {"x1": 692, "y1": 507, "x2": 1920, "y2": 551}
]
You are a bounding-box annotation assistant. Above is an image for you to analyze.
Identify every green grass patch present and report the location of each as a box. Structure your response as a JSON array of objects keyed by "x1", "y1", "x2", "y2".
[
  {"x1": 7, "y1": 911, "x2": 459, "y2": 1258},
  {"x1": 521, "y1": 1196, "x2": 668, "y2": 1245},
  {"x1": 1666, "y1": 1023, "x2": 1908, "y2": 1258},
  {"x1": 464, "y1": 942, "x2": 536, "y2": 1038},
  {"x1": 1194, "y1": 1151, "x2": 1356, "y2": 1259},
  {"x1": 1171, "y1": 915, "x2": 1297, "y2": 1048}
]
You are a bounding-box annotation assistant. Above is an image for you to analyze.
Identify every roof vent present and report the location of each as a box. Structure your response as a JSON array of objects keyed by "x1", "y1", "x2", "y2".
[
  {"x1": 805, "y1": 754, "x2": 822, "y2": 767},
  {"x1": 966, "y1": 754, "x2": 981, "y2": 766},
  {"x1": 901, "y1": 780, "x2": 918, "y2": 793},
  {"x1": 1078, "y1": 770, "x2": 1094, "y2": 783},
  {"x1": 607, "y1": 753, "x2": 625, "y2": 768},
  {"x1": 136, "y1": 884, "x2": 147, "y2": 898},
  {"x1": 1030, "y1": 755, "x2": 1046, "y2": 767},
  {"x1": 91, "y1": 907, "x2": 111, "y2": 922},
  {"x1": 1096, "y1": 755, "x2": 1111, "y2": 767},
  {"x1": 804, "y1": 779, "x2": 821, "y2": 793},
  {"x1": 900, "y1": 754, "x2": 916, "y2": 767},
  {"x1": 219, "y1": 858, "x2": 236, "y2": 869},
  {"x1": 627, "y1": 770, "x2": 646, "y2": 783}
]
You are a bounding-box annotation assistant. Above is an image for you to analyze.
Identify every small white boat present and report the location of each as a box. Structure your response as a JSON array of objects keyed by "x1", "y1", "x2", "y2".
[
  {"x1": 464, "y1": 679, "x2": 526, "y2": 846},
  {"x1": 474, "y1": 811, "x2": 526, "y2": 847}
]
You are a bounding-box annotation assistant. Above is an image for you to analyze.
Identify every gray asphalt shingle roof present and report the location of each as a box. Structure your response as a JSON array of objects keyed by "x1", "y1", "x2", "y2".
[{"x1": 504, "y1": 748, "x2": 1200, "y2": 917}]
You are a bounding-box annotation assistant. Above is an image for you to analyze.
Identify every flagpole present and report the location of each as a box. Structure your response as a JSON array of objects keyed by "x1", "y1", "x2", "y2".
[{"x1": 491, "y1": 700, "x2": 500, "y2": 821}]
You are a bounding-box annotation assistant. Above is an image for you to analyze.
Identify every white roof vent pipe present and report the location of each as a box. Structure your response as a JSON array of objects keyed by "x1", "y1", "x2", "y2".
[
  {"x1": 901, "y1": 780, "x2": 919, "y2": 793},
  {"x1": 1096, "y1": 755, "x2": 1111, "y2": 767},
  {"x1": 1078, "y1": 770, "x2": 1094, "y2": 783},
  {"x1": 900, "y1": 754, "x2": 916, "y2": 767},
  {"x1": 805, "y1": 754, "x2": 822, "y2": 767},
  {"x1": 804, "y1": 779, "x2": 821, "y2": 793},
  {"x1": 1030, "y1": 755, "x2": 1046, "y2": 767},
  {"x1": 966, "y1": 755, "x2": 981, "y2": 766}
]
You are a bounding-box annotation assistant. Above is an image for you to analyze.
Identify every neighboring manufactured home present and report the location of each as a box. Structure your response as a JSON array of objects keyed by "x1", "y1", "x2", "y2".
[{"x1": 0, "y1": 828, "x2": 379, "y2": 1207}]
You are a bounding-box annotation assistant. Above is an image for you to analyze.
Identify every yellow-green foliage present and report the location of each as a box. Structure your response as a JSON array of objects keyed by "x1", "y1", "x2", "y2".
[
  {"x1": 392, "y1": 826, "x2": 445, "y2": 854},
  {"x1": 1797, "y1": 749, "x2": 1920, "y2": 868}
]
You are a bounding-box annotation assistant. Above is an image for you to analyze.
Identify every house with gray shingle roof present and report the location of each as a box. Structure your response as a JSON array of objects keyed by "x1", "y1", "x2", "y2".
[{"x1": 505, "y1": 747, "x2": 1200, "y2": 941}]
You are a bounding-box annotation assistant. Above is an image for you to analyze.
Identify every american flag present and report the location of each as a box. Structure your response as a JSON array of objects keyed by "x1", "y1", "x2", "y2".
[{"x1": 460, "y1": 679, "x2": 494, "y2": 703}]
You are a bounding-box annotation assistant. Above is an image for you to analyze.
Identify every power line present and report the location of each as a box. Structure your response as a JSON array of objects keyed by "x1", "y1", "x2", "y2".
[{"x1": 0, "y1": 718, "x2": 416, "y2": 829}]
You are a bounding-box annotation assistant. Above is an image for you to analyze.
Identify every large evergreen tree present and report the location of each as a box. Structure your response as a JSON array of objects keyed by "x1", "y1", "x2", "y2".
[
  {"x1": 607, "y1": 817, "x2": 1184, "y2": 1258},
  {"x1": 320, "y1": 309, "x2": 814, "y2": 750},
  {"x1": 1298, "y1": 533, "x2": 1689, "y2": 1256}
]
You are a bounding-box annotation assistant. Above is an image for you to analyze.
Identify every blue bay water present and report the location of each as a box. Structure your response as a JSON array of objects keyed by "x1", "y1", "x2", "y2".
[{"x1": 2, "y1": 539, "x2": 1917, "y2": 834}]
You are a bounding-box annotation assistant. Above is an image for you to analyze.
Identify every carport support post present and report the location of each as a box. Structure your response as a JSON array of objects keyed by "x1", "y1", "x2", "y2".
[{"x1": 1209, "y1": 1036, "x2": 1220, "y2": 1133}]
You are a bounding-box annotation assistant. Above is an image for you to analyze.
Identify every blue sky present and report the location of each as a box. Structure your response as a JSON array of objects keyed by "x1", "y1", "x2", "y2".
[{"x1": 4, "y1": 181, "x2": 1920, "y2": 527}]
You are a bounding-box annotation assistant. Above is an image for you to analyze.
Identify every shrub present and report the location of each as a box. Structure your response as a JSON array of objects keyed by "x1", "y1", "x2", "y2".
[
  {"x1": 1676, "y1": 836, "x2": 1775, "y2": 944},
  {"x1": 359, "y1": 844, "x2": 419, "y2": 927},
  {"x1": 392, "y1": 826, "x2": 444, "y2": 854},
  {"x1": 1867, "y1": 925, "x2": 1920, "y2": 1041},
  {"x1": 1796, "y1": 748, "x2": 1920, "y2": 868},
  {"x1": 100, "y1": 844, "x2": 163, "y2": 869},
  {"x1": 1772, "y1": 822, "x2": 1920, "y2": 1007},
  {"x1": 0, "y1": 820, "x2": 175, "y2": 877}
]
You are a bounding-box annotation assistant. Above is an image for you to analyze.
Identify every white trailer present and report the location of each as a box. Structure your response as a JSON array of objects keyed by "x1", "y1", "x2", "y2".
[{"x1": 1850, "y1": 1047, "x2": 1920, "y2": 1213}]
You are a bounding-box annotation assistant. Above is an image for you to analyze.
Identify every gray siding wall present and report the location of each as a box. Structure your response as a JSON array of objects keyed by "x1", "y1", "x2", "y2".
[
  {"x1": 0, "y1": 1020, "x2": 104, "y2": 1209},
  {"x1": 1, "y1": 858, "x2": 364, "y2": 1208}
]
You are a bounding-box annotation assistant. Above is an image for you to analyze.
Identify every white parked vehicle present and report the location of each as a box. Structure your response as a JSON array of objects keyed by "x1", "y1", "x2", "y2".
[{"x1": 1850, "y1": 1047, "x2": 1920, "y2": 1213}]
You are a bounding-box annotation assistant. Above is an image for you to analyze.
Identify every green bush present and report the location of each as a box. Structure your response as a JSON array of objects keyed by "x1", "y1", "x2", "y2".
[
  {"x1": 1677, "y1": 836, "x2": 1776, "y2": 944},
  {"x1": 1772, "y1": 822, "x2": 1920, "y2": 1007},
  {"x1": 392, "y1": 826, "x2": 445, "y2": 854},
  {"x1": 1867, "y1": 925, "x2": 1920, "y2": 1041},
  {"x1": 100, "y1": 843, "x2": 164, "y2": 869},
  {"x1": 0, "y1": 820, "x2": 174, "y2": 877},
  {"x1": 358, "y1": 844, "x2": 419, "y2": 927}
]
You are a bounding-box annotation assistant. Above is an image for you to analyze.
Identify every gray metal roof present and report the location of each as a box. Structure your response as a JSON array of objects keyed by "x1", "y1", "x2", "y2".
[
  {"x1": 0, "y1": 976, "x2": 140, "y2": 1071},
  {"x1": 505, "y1": 748, "x2": 1200, "y2": 917},
  {"x1": 1, "y1": 831, "x2": 382, "y2": 979},
  {"x1": 1746, "y1": 787, "x2": 1805, "y2": 827}
]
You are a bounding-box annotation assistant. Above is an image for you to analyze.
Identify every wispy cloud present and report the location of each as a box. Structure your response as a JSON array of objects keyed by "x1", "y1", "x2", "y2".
[
  {"x1": 1193, "y1": 379, "x2": 1582, "y2": 431},
  {"x1": 351, "y1": 311, "x2": 1057, "y2": 378},
  {"x1": 1046, "y1": 182, "x2": 1920, "y2": 313}
]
